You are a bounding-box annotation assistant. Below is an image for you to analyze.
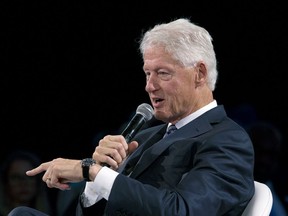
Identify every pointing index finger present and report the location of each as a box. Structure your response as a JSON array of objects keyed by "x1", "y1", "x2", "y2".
[{"x1": 26, "y1": 161, "x2": 51, "y2": 176}]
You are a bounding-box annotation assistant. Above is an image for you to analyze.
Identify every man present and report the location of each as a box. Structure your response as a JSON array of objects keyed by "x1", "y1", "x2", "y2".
[{"x1": 9, "y1": 18, "x2": 255, "y2": 216}]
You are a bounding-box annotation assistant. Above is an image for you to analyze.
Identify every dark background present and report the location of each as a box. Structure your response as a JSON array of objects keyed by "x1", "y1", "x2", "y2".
[{"x1": 1, "y1": 1, "x2": 287, "y2": 162}]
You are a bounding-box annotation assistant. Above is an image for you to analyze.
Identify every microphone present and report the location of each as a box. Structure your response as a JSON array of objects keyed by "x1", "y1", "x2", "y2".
[
  {"x1": 121, "y1": 103, "x2": 154, "y2": 143},
  {"x1": 101, "y1": 103, "x2": 154, "y2": 167}
]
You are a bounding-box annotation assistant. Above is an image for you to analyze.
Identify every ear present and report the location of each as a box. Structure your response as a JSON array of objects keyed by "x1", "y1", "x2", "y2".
[{"x1": 195, "y1": 62, "x2": 207, "y2": 85}]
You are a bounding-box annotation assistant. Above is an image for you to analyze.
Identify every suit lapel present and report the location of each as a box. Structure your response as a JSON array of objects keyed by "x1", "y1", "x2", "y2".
[
  {"x1": 119, "y1": 125, "x2": 167, "y2": 175},
  {"x1": 128, "y1": 105, "x2": 226, "y2": 178}
]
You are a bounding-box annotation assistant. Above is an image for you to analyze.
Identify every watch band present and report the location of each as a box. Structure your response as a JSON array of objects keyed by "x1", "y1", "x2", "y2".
[{"x1": 81, "y1": 158, "x2": 96, "y2": 181}]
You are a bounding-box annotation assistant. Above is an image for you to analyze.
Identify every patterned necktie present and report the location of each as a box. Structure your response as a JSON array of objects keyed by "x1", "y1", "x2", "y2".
[{"x1": 164, "y1": 124, "x2": 177, "y2": 138}]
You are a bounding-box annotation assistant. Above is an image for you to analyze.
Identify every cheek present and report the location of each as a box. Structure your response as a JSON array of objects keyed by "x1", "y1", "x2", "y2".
[
  {"x1": 171, "y1": 83, "x2": 195, "y2": 106},
  {"x1": 170, "y1": 80, "x2": 189, "y2": 95}
]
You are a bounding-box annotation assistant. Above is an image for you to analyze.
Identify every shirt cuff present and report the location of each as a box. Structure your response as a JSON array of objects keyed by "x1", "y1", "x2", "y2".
[{"x1": 82, "y1": 166, "x2": 119, "y2": 207}]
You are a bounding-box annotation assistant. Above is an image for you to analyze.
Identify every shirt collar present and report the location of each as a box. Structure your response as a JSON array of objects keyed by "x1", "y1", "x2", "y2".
[{"x1": 172, "y1": 100, "x2": 218, "y2": 129}]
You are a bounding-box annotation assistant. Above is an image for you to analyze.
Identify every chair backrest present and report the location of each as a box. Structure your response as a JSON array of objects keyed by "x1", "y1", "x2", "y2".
[{"x1": 242, "y1": 181, "x2": 273, "y2": 216}]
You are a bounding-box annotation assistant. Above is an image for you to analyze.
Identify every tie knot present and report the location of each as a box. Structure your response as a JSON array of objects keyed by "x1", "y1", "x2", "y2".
[{"x1": 164, "y1": 125, "x2": 177, "y2": 137}]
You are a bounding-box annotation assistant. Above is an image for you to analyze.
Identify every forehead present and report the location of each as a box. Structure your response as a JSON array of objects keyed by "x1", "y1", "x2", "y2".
[{"x1": 143, "y1": 47, "x2": 178, "y2": 70}]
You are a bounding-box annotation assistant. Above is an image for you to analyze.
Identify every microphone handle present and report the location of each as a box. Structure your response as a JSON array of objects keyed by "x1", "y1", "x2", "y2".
[{"x1": 121, "y1": 113, "x2": 146, "y2": 143}]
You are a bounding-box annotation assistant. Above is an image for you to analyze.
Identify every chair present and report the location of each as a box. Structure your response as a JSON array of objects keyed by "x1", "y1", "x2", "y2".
[{"x1": 242, "y1": 181, "x2": 273, "y2": 216}]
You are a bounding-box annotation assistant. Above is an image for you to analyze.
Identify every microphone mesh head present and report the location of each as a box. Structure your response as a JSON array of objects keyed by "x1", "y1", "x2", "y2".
[{"x1": 136, "y1": 103, "x2": 154, "y2": 121}]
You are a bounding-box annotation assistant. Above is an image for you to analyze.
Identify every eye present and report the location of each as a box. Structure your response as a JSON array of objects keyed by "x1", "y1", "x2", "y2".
[{"x1": 157, "y1": 71, "x2": 172, "y2": 81}]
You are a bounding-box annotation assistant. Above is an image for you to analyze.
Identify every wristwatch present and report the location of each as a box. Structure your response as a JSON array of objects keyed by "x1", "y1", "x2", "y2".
[{"x1": 81, "y1": 158, "x2": 96, "y2": 181}]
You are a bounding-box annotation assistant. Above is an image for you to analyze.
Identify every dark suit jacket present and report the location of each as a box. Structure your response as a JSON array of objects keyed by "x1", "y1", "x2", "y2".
[{"x1": 77, "y1": 105, "x2": 255, "y2": 216}]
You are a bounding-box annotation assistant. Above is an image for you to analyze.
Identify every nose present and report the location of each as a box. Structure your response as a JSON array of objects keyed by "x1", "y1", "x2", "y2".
[{"x1": 145, "y1": 74, "x2": 159, "y2": 92}]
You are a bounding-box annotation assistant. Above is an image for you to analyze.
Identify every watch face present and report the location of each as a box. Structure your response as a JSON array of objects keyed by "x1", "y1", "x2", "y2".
[{"x1": 82, "y1": 158, "x2": 95, "y2": 167}]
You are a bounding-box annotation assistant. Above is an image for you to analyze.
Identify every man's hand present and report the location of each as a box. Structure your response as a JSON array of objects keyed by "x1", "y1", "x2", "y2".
[
  {"x1": 26, "y1": 158, "x2": 100, "y2": 190},
  {"x1": 93, "y1": 135, "x2": 138, "y2": 170}
]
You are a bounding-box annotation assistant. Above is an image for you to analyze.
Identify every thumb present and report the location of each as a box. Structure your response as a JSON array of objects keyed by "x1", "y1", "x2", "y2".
[{"x1": 127, "y1": 141, "x2": 138, "y2": 155}]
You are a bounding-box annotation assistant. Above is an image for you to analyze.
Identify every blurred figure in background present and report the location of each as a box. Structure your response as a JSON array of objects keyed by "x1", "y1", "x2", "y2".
[
  {"x1": 0, "y1": 150, "x2": 52, "y2": 216},
  {"x1": 247, "y1": 121, "x2": 287, "y2": 216}
]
